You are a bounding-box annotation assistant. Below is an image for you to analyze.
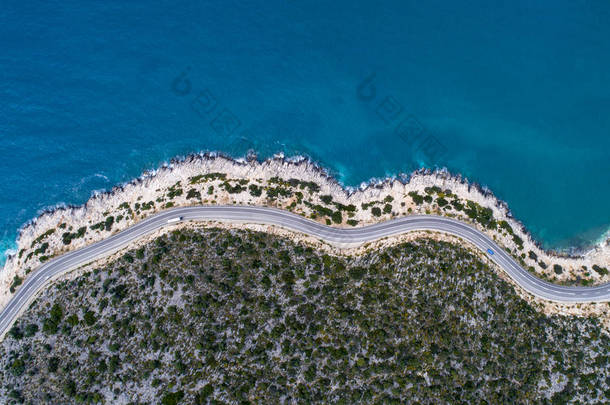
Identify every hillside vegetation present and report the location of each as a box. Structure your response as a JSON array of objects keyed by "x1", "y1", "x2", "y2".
[{"x1": 1, "y1": 228, "x2": 608, "y2": 404}]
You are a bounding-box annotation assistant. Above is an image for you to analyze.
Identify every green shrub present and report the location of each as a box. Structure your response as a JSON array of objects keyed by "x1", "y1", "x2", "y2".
[
  {"x1": 186, "y1": 189, "x2": 201, "y2": 199},
  {"x1": 10, "y1": 275, "x2": 23, "y2": 293},
  {"x1": 42, "y1": 318, "x2": 59, "y2": 334},
  {"x1": 43, "y1": 303, "x2": 64, "y2": 334},
  {"x1": 161, "y1": 391, "x2": 185, "y2": 405},
  {"x1": 331, "y1": 211, "x2": 343, "y2": 224},
  {"x1": 8, "y1": 389, "x2": 23, "y2": 402},
  {"x1": 24, "y1": 323, "x2": 39, "y2": 337},
  {"x1": 50, "y1": 303, "x2": 63, "y2": 322},
  {"x1": 499, "y1": 220, "x2": 513, "y2": 234},
  {"x1": 61, "y1": 226, "x2": 87, "y2": 244},
  {"x1": 424, "y1": 186, "x2": 442, "y2": 195},
  {"x1": 66, "y1": 314, "x2": 79, "y2": 327},
  {"x1": 408, "y1": 192, "x2": 424, "y2": 205},
  {"x1": 167, "y1": 185, "x2": 183, "y2": 198},
  {"x1": 592, "y1": 265, "x2": 609, "y2": 276},
  {"x1": 61, "y1": 231, "x2": 73, "y2": 244},
  {"x1": 63, "y1": 380, "x2": 76, "y2": 397},
  {"x1": 8, "y1": 326, "x2": 23, "y2": 340},
  {"x1": 34, "y1": 241, "x2": 49, "y2": 255},
  {"x1": 320, "y1": 195, "x2": 333, "y2": 204},
  {"x1": 108, "y1": 355, "x2": 120, "y2": 373},
  {"x1": 248, "y1": 184, "x2": 262, "y2": 197},
  {"x1": 266, "y1": 186, "x2": 291, "y2": 199},
  {"x1": 48, "y1": 357, "x2": 60, "y2": 372},
  {"x1": 450, "y1": 199, "x2": 464, "y2": 211},
  {"x1": 10, "y1": 358, "x2": 25, "y2": 376},
  {"x1": 333, "y1": 202, "x2": 356, "y2": 212},
  {"x1": 105, "y1": 216, "x2": 114, "y2": 231},
  {"x1": 281, "y1": 270, "x2": 295, "y2": 285},
  {"x1": 90, "y1": 221, "x2": 105, "y2": 231},
  {"x1": 84, "y1": 311, "x2": 97, "y2": 326},
  {"x1": 512, "y1": 235, "x2": 523, "y2": 248},
  {"x1": 194, "y1": 385, "x2": 214, "y2": 403},
  {"x1": 349, "y1": 267, "x2": 366, "y2": 280},
  {"x1": 189, "y1": 173, "x2": 225, "y2": 184}
]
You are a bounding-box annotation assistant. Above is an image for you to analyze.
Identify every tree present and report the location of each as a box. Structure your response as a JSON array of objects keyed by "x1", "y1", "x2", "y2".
[
  {"x1": 331, "y1": 211, "x2": 343, "y2": 224},
  {"x1": 8, "y1": 325, "x2": 23, "y2": 340},
  {"x1": 66, "y1": 314, "x2": 79, "y2": 327},
  {"x1": 186, "y1": 188, "x2": 201, "y2": 199},
  {"x1": 109, "y1": 355, "x2": 120, "y2": 373},
  {"x1": 50, "y1": 303, "x2": 64, "y2": 321},
  {"x1": 9, "y1": 275, "x2": 23, "y2": 293},
  {"x1": 63, "y1": 380, "x2": 77, "y2": 397},
  {"x1": 24, "y1": 323, "x2": 39, "y2": 337},
  {"x1": 84, "y1": 310, "x2": 97, "y2": 326},
  {"x1": 43, "y1": 303, "x2": 64, "y2": 334},
  {"x1": 349, "y1": 267, "x2": 366, "y2": 280},
  {"x1": 48, "y1": 356, "x2": 60, "y2": 372},
  {"x1": 161, "y1": 390, "x2": 184, "y2": 405},
  {"x1": 194, "y1": 385, "x2": 214, "y2": 403},
  {"x1": 10, "y1": 358, "x2": 25, "y2": 376},
  {"x1": 320, "y1": 195, "x2": 333, "y2": 204},
  {"x1": 409, "y1": 192, "x2": 424, "y2": 205},
  {"x1": 248, "y1": 184, "x2": 262, "y2": 197},
  {"x1": 592, "y1": 265, "x2": 609, "y2": 276},
  {"x1": 8, "y1": 389, "x2": 23, "y2": 402},
  {"x1": 104, "y1": 216, "x2": 114, "y2": 231}
]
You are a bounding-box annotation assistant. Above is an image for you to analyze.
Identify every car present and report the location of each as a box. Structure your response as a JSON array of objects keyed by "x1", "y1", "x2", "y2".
[{"x1": 487, "y1": 248, "x2": 494, "y2": 255}]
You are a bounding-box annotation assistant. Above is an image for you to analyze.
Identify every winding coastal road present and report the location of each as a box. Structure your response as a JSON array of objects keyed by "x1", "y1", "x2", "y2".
[{"x1": 1, "y1": 205, "x2": 609, "y2": 338}]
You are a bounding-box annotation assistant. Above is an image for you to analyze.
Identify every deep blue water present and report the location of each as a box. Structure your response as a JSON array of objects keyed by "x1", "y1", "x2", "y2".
[{"x1": 1, "y1": 0, "x2": 609, "y2": 264}]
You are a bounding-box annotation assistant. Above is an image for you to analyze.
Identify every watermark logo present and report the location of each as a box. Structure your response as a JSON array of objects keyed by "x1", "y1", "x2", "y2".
[
  {"x1": 190, "y1": 89, "x2": 218, "y2": 117},
  {"x1": 357, "y1": 73, "x2": 447, "y2": 164},
  {"x1": 395, "y1": 115, "x2": 425, "y2": 144},
  {"x1": 376, "y1": 96, "x2": 404, "y2": 123},
  {"x1": 210, "y1": 108, "x2": 241, "y2": 137},
  {"x1": 171, "y1": 67, "x2": 242, "y2": 137},
  {"x1": 171, "y1": 67, "x2": 192, "y2": 96},
  {"x1": 356, "y1": 72, "x2": 377, "y2": 101}
]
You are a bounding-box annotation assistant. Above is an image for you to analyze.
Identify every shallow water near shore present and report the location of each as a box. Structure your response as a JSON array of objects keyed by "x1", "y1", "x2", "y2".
[{"x1": 1, "y1": 0, "x2": 609, "y2": 266}]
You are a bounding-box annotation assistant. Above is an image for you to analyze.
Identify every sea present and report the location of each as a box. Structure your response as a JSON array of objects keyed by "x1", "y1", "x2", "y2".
[{"x1": 1, "y1": 0, "x2": 609, "y2": 266}]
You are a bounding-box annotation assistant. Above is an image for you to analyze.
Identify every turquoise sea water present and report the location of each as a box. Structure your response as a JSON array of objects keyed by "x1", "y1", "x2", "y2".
[{"x1": 1, "y1": 1, "x2": 609, "y2": 265}]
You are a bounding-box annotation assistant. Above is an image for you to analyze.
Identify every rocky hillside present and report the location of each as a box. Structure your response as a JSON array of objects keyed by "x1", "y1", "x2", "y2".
[{"x1": 1, "y1": 228, "x2": 608, "y2": 404}]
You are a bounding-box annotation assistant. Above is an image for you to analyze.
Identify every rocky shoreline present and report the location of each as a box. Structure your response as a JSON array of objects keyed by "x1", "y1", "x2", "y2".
[{"x1": 1, "y1": 152, "x2": 609, "y2": 310}]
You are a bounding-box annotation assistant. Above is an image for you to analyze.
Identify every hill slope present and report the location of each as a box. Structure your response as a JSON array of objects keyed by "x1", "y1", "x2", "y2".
[{"x1": 1, "y1": 228, "x2": 608, "y2": 403}]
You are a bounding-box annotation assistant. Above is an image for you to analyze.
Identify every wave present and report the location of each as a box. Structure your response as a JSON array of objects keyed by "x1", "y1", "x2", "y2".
[{"x1": 1, "y1": 151, "x2": 608, "y2": 272}]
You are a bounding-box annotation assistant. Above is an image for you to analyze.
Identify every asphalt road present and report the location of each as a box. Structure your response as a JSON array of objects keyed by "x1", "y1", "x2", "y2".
[{"x1": 1, "y1": 205, "x2": 609, "y2": 339}]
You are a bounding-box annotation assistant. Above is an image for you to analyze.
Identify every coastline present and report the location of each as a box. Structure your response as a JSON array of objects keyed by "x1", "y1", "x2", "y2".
[
  {"x1": 8, "y1": 220, "x2": 609, "y2": 339},
  {"x1": 1, "y1": 152, "x2": 608, "y2": 311}
]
